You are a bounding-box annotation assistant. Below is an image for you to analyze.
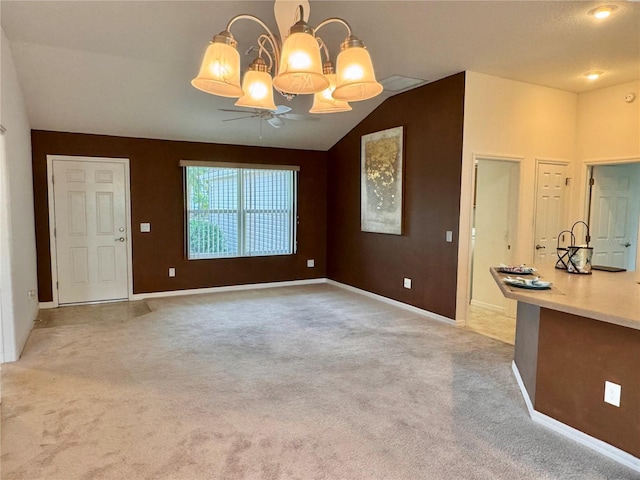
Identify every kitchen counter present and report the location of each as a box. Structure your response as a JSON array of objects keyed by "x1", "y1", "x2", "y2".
[
  {"x1": 491, "y1": 265, "x2": 640, "y2": 473},
  {"x1": 490, "y1": 266, "x2": 640, "y2": 330}
]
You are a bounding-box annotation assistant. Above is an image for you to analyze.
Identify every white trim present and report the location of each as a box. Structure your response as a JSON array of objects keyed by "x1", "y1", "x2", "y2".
[
  {"x1": 39, "y1": 302, "x2": 55, "y2": 310},
  {"x1": 511, "y1": 361, "x2": 535, "y2": 414},
  {"x1": 470, "y1": 298, "x2": 505, "y2": 313},
  {"x1": 130, "y1": 278, "x2": 327, "y2": 300},
  {"x1": 512, "y1": 361, "x2": 640, "y2": 473},
  {"x1": 326, "y1": 279, "x2": 456, "y2": 325},
  {"x1": 179, "y1": 160, "x2": 300, "y2": 171},
  {"x1": 46, "y1": 155, "x2": 134, "y2": 307},
  {"x1": 456, "y1": 153, "x2": 524, "y2": 328}
]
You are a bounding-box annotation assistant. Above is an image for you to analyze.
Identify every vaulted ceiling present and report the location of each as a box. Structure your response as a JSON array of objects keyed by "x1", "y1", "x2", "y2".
[{"x1": 2, "y1": 1, "x2": 638, "y2": 150}]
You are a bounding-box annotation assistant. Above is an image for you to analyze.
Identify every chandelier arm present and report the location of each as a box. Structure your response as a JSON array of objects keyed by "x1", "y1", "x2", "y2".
[
  {"x1": 317, "y1": 38, "x2": 330, "y2": 63},
  {"x1": 226, "y1": 14, "x2": 281, "y2": 73},
  {"x1": 314, "y1": 17, "x2": 353, "y2": 38},
  {"x1": 257, "y1": 35, "x2": 275, "y2": 72}
]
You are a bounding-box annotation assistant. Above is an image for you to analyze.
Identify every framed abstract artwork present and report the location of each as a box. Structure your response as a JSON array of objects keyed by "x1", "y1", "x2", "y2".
[{"x1": 361, "y1": 126, "x2": 404, "y2": 234}]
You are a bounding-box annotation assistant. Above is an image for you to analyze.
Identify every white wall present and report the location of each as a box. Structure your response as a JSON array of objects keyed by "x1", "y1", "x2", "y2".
[
  {"x1": 0, "y1": 28, "x2": 39, "y2": 362},
  {"x1": 457, "y1": 71, "x2": 578, "y2": 323},
  {"x1": 572, "y1": 80, "x2": 640, "y2": 222},
  {"x1": 577, "y1": 81, "x2": 640, "y2": 162}
]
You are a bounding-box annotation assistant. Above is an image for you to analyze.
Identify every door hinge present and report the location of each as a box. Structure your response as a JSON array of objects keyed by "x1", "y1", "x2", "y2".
[
  {"x1": 565, "y1": 177, "x2": 571, "y2": 186},
  {"x1": 589, "y1": 178, "x2": 595, "y2": 186},
  {"x1": 56, "y1": 281, "x2": 59, "y2": 290},
  {"x1": 54, "y1": 227, "x2": 56, "y2": 237}
]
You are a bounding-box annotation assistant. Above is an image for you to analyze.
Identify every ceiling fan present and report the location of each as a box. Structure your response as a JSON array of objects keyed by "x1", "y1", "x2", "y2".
[{"x1": 219, "y1": 105, "x2": 313, "y2": 128}]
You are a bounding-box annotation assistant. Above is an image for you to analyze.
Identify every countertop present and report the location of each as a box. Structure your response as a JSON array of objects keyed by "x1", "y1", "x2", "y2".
[{"x1": 490, "y1": 266, "x2": 640, "y2": 331}]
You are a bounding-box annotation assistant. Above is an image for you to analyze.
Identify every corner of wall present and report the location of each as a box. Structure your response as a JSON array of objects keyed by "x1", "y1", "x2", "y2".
[{"x1": 1, "y1": 26, "x2": 38, "y2": 363}]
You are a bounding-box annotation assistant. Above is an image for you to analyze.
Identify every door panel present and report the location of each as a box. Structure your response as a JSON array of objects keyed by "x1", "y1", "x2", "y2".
[
  {"x1": 53, "y1": 160, "x2": 129, "y2": 304},
  {"x1": 534, "y1": 163, "x2": 567, "y2": 264},
  {"x1": 590, "y1": 164, "x2": 640, "y2": 270}
]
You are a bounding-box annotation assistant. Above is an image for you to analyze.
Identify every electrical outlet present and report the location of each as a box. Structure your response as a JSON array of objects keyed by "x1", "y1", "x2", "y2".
[
  {"x1": 604, "y1": 381, "x2": 621, "y2": 407},
  {"x1": 307, "y1": 259, "x2": 315, "y2": 268},
  {"x1": 446, "y1": 230, "x2": 453, "y2": 242},
  {"x1": 403, "y1": 278, "x2": 412, "y2": 289},
  {"x1": 140, "y1": 222, "x2": 151, "y2": 232},
  {"x1": 169, "y1": 267, "x2": 176, "y2": 277}
]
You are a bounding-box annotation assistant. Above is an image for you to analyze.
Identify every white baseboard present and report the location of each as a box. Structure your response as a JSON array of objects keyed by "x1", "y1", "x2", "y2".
[
  {"x1": 326, "y1": 279, "x2": 456, "y2": 325},
  {"x1": 512, "y1": 361, "x2": 639, "y2": 473},
  {"x1": 39, "y1": 301, "x2": 55, "y2": 309},
  {"x1": 130, "y1": 278, "x2": 327, "y2": 301},
  {"x1": 511, "y1": 361, "x2": 535, "y2": 414},
  {"x1": 470, "y1": 298, "x2": 504, "y2": 313}
]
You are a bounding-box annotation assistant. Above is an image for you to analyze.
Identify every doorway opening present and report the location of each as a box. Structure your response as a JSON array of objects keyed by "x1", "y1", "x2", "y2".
[{"x1": 467, "y1": 156, "x2": 520, "y2": 344}]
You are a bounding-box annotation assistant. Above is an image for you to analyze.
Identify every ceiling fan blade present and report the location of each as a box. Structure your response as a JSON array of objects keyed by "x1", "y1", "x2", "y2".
[
  {"x1": 267, "y1": 116, "x2": 285, "y2": 128},
  {"x1": 219, "y1": 109, "x2": 256, "y2": 113},
  {"x1": 272, "y1": 105, "x2": 292, "y2": 115},
  {"x1": 282, "y1": 113, "x2": 320, "y2": 121},
  {"x1": 222, "y1": 114, "x2": 260, "y2": 122}
]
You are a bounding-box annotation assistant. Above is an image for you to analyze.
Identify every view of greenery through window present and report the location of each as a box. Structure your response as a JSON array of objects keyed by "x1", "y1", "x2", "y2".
[{"x1": 187, "y1": 167, "x2": 228, "y2": 257}]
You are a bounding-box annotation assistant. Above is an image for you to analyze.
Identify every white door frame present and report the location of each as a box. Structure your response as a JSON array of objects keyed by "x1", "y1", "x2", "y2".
[
  {"x1": 46, "y1": 155, "x2": 134, "y2": 307},
  {"x1": 457, "y1": 152, "x2": 523, "y2": 326},
  {"x1": 578, "y1": 156, "x2": 640, "y2": 271}
]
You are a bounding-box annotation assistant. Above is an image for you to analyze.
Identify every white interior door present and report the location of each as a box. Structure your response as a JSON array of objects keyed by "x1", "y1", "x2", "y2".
[
  {"x1": 534, "y1": 163, "x2": 567, "y2": 265},
  {"x1": 52, "y1": 159, "x2": 129, "y2": 304},
  {"x1": 590, "y1": 164, "x2": 640, "y2": 270}
]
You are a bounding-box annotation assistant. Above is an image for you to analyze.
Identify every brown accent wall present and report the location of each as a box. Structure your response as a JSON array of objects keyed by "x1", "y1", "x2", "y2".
[
  {"x1": 326, "y1": 73, "x2": 465, "y2": 319},
  {"x1": 31, "y1": 131, "x2": 327, "y2": 301},
  {"x1": 535, "y1": 308, "x2": 640, "y2": 457}
]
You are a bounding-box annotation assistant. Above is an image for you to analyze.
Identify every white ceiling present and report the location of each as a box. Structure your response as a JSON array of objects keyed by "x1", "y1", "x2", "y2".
[{"x1": 2, "y1": 1, "x2": 639, "y2": 151}]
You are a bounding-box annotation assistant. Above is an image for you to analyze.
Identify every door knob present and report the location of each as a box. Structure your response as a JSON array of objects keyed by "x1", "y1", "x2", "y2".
[
  {"x1": 116, "y1": 237, "x2": 125, "y2": 242},
  {"x1": 624, "y1": 242, "x2": 631, "y2": 248},
  {"x1": 535, "y1": 244, "x2": 545, "y2": 250}
]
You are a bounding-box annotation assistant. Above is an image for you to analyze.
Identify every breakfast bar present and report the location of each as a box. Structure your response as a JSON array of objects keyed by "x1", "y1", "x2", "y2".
[{"x1": 490, "y1": 266, "x2": 640, "y2": 472}]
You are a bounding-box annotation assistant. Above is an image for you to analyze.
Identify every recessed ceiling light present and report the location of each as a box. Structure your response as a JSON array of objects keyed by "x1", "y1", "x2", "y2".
[
  {"x1": 588, "y1": 5, "x2": 618, "y2": 19},
  {"x1": 585, "y1": 70, "x2": 604, "y2": 81}
]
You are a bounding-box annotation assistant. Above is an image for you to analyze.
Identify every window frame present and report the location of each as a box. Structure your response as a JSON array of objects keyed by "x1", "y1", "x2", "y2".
[{"x1": 181, "y1": 161, "x2": 299, "y2": 260}]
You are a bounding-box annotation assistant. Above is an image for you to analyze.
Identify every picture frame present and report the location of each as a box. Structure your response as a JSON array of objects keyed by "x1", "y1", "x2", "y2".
[{"x1": 361, "y1": 126, "x2": 404, "y2": 235}]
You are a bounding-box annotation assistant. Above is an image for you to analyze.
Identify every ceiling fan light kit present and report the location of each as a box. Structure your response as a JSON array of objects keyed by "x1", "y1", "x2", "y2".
[
  {"x1": 191, "y1": 1, "x2": 382, "y2": 115},
  {"x1": 310, "y1": 63, "x2": 352, "y2": 114},
  {"x1": 235, "y1": 57, "x2": 277, "y2": 111}
]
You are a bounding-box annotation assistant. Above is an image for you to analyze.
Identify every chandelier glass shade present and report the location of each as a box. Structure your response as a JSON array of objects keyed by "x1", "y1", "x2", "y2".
[
  {"x1": 310, "y1": 66, "x2": 352, "y2": 114},
  {"x1": 191, "y1": 33, "x2": 243, "y2": 98},
  {"x1": 333, "y1": 38, "x2": 383, "y2": 102},
  {"x1": 191, "y1": 2, "x2": 382, "y2": 113},
  {"x1": 235, "y1": 58, "x2": 277, "y2": 110}
]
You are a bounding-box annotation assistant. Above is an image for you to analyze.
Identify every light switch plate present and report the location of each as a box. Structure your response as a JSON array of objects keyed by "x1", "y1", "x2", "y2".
[
  {"x1": 403, "y1": 278, "x2": 412, "y2": 289},
  {"x1": 446, "y1": 231, "x2": 453, "y2": 242},
  {"x1": 140, "y1": 222, "x2": 151, "y2": 232},
  {"x1": 307, "y1": 259, "x2": 315, "y2": 268},
  {"x1": 168, "y1": 268, "x2": 176, "y2": 277}
]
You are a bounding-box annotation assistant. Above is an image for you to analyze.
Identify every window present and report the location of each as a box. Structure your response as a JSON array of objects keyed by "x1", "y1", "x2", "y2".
[{"x1": 183, "y1": 163, "x2": 297, "y2": 259}]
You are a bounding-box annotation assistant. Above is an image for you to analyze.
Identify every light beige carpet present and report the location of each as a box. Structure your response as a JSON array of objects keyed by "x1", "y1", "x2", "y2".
[{"x1": 1, "y1": 284, "x2": 637, "y2": 479}]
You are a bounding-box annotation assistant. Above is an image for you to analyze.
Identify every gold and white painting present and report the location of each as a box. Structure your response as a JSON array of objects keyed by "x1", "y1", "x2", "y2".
[{"x1": 361, "y1": 126, "x2": 404, "y2": 234}]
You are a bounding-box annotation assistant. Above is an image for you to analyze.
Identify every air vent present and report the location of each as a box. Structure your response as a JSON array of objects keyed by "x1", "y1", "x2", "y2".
[{"x1": 379, "y1": 75, "x2": 427, "y2": 93}]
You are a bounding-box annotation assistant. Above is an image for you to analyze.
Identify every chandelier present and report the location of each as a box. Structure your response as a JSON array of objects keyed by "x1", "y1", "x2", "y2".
[{"x1": 191, "y1": 1, "x2": 383, "y2": 114}]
